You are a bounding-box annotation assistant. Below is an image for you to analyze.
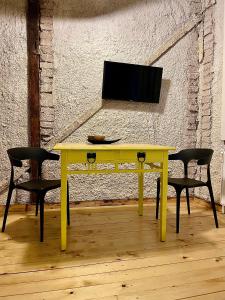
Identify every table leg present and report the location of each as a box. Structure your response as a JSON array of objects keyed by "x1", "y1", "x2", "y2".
[
  {"x1": 61, "y1": 153, "x2": 67, "y2": 251},
  {"x1": 138, "y1": 162, "x2": 144, "y2": 216},
  {"x1": 160, "y1": 154, "x2": 168, "y2": 241}
]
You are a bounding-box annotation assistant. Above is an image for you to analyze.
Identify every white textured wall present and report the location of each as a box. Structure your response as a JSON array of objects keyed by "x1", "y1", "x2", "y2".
[
  {"x1": 0, "y1": 0, "x2": 28, "y2": 204},
  {"x1": 0, "y1": 0, "x2": 223, "y2": 205},
  {"x1": 210, "y1": 0, "x2": 224, "y2": 200},
  {"x1": 52, "y1": 0, "x2": 197, "y2": 202}
]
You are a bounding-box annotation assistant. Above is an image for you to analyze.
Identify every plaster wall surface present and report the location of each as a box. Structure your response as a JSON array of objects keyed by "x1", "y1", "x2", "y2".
[
  {"x1": 0, "y1": 0, "x2": 223, "y2": 205},
  {"x1": 209, "y1": 0, "x2": 224, "y2": 201},
  {"x1": 0, "y1": 0, "x2": 28, "y2": 204},
  {"x1": 52, "y1": 0, "x2": 197, "y2": 202}
]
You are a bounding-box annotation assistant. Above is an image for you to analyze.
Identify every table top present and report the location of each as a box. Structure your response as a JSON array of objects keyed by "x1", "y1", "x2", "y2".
[{"x1": 53, "y1": 143, "x2": 175, "y2": 151}]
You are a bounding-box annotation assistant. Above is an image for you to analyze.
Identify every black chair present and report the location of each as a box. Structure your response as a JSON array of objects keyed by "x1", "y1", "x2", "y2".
[
  {"x1": 2, "y1": 147, "x2": 70, "y2": 242},
  {"x1": 156, "y1": 148, "x2": 218, "y2": 233}
]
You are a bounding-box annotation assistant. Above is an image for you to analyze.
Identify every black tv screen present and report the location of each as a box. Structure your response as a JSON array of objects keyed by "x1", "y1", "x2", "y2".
[{"x1": 102, "y1": 61, "x2": 163, "y2": 103}]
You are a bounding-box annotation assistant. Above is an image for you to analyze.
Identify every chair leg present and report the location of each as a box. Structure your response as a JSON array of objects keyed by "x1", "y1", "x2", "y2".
[
  {"x1": 2, "y1": 184, "x2": 14, "y2": 232},
  {"x1": 185, "y1": 188, "x2": 190, "y2": 215},
  {"x1": 156, "y1": 180, "x2": 160, "y2": 219},
  {"x1": 35, "y1": 199, "x2": 39, "y2": 216},
  {"x1": 39, "y1": 193, "x2": 45, "y2": 242},
  {"x1": 176, "y1": 189, "x2": 182, "y2": 234},
  {"x1": 67, "y1": 181, "x2": 70, "y2": 226},
  {"x1": 208, "y1": 184, "x2": 219, "y2": 228}
]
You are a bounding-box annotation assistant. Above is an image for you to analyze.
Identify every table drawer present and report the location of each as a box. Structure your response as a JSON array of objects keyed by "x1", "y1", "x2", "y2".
[
  {"x1": 119, "y1": 150, "x2": 164, "y2": 163},
  {"x1": 67, "y1": 150, "x2": 120, "y2": 163}
]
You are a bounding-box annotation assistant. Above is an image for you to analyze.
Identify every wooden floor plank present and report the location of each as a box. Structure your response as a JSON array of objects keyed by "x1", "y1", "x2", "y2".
[
  {"x1": 0, "y1": 256, "x2": 225, "y2": 296},
  {"x1": 0, "y1": 201, "x2": 224, "y2": 299}
]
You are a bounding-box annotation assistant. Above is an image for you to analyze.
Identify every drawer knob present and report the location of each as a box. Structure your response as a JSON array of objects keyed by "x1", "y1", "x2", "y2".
[
  {"x1": 87, "y1": 152, "x2": 96, "y2": 163},
  {"x1": 137, "y1": 152, "x2": 146, "y2": 162}
]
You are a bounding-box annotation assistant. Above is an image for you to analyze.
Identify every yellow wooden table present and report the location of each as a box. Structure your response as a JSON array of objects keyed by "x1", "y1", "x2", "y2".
[{"x1": 53, "y1": 143, "x2": 175, "y2": 251}]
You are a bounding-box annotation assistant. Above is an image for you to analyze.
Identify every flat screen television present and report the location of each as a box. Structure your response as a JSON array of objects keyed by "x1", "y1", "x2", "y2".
[{"x1": 102, "y1": 61, "x2": 163, "y2": 103}]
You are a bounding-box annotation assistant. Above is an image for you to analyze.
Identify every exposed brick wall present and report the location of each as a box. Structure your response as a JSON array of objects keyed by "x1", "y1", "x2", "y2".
[
  {"x1": 39, "y1": 0, "x2": 54, "y2": 145},
  {"x1": 184, "y1": 0, "x2": 202, "y2": 182},
  {"x1": 185, "y1": 44, "x2": 200, "y2": 180},
  {"x1": 184, "y1": 0, "x2": 216, "y2": 189},
  {"x1": 196, "y1": 1, "x2": 216, "y2": 197},
  {"x1": 199, "y1": 6, "x2": 215, "y2": 149}
]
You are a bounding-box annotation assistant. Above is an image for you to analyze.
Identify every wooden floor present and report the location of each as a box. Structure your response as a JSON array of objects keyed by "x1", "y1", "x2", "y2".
[{"x1": 0, "y1": 199, "x2": 225, "y2": 299}]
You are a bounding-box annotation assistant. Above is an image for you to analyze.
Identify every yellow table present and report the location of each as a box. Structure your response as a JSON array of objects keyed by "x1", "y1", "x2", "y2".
[{"x1": 53, "y1": 143, "x2": 175, "y2": 251}]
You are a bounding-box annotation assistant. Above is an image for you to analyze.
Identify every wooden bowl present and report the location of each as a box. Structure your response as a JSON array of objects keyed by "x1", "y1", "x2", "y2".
[{"x1": 88, "y1": 135, "x2": 105, "y2": 141}]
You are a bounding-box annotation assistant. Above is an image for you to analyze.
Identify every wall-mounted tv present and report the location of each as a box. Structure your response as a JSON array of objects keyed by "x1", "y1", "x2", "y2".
[{"x1": 102, "y1": 61, "x2": 163, "y2": 103}]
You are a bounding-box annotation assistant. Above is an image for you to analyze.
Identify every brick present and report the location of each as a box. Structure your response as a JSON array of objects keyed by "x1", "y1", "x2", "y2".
[
  {"x1": 40, "y1": 22, "x2": 53, "y2": 31},
  {"x1": 201, "y1": 136, "x2": 211, "y2": 144},
  {"x1": 40, "y1": 16, "x2": 53, "y2": 25},
  {"x1": 40, "y1": 121, "x2": 54, "y2": 128},
  {"x1": 204, "y1": 25, "x2": 213, "y2": 36},
  {"x1": 202, "y1": 130, "x2": 211, "y2": 137},
  {"x1": 188, "y1": 98, "x2": 198, "y2": 106},
  {"x1": 204, "y1": 38, "x2": 214, "y2": 51},
  {"x1": 204, "y1": 33, "x2": 214, "y2": 44},
  {"x1": 189, "y1": 72, "x2": 199, "y2": 80},
  {"x1": 40, "y1": 76, "x2": 53, "y2": 84},
  {"x1": 203, "y1": 53, "x2": 213, "y2": 64},
  {"x1": 186, "y1": 131, "x2": 196, "y2": 138},
  {"x1": 202, "y1": 75, "x2": 212, "y2": 85},
  {"x1": 188, "y1": 65, "x2": 199, "y2": 73},
  {"x1": 187, "y1": 124, "x2": 198, "y2": 130},
  {"x1": 202, "y1": 103, "x2": 211, "y2": 111},
  {"x1": 40, "y1": 82, "x2": 53, "y2": 93},
  {"x1": 188, "y1": 85, "x2": 199, "y2": 93},
  {"x1": 203, "y1": 62, "x2": 212, "y2": 73},
  {"x1": 202, "y1": 142, "x2": 212, "y2": 149},
  {"x1": 40, "y1": 37, "x2": 52, "y2": 46},
  {"x1": 40, "y1": 53, "x2": 54, "y2": 63},
  {"x1": 201, "y1": 122, "x2": 211, "y2": 130},
  {"x1": 40, "y1": 46, "x2": 53, "y2": 55},
  {"x1": 40, "y1": 127, "x2": 53, "y2": 136},
  {"x1": 189, "y1": 104, "x2": 198, "y2": 112},
  {"x1": 203, "y1": 68, "x2": 213, "y2": 79},
  {"x1": 40, "y1": 62, "x2": 53, "y2": 69},
  {"x1": 202, "y1": 115, "x2": 211, "y2": 124},
  {"x1": 41, "y1": 107, "x2": 55, "y2": 122},
  {"x1": 202, "y1": 109, "x2": 211, "y2": 116},
  {"x1": 186, "y1": 142, "x2": 196, "y2": 148},
  {"x1": 201, "y1": 95, "x2": 212, "y2": 104},
  {"x1": 201, "y1": 118, "x2": 211, "y2": 130},
  {"x1": 40, "y1": 0, "x2": 55, "y2": 9},
  {"x1": 41, "y1": 135, "x2": 52, "y2": 142},
  {"x1": 202, "y1": 89, "x2": 211, "y2": 97},
  {"x1": 204, "y1": 17, "x2": 213, "y2": 27},
  {"x1": 204, "y1": 7, "x2": 213, "y2": 20},
  {"x1": 189, "y1": 78, "x2": 199, "y2": 87},
  {"x1": 203, "y1": 71, "x2": 213, "y2": 82},
  {"x1": 188, "y1": 116, "x2": 197, "y2": 124},
  {"x1": 40, "y1": 8, "x2": 53, "y2": 17},
  {"x1": 40, "y1": 68, "x2": 53, "y2": 77},
  {"x1": 40, "y1": 93, "x2": 54, "y2": 107},
  {"x1": 40, "y1": 31, "x2": 53, "y2": 41},
  {"x1": 204, "y1": 48, "x2": 213, "y2": 57},
  {"x1": 202, "y1": 83, "x2": 211, "y2": 91}
]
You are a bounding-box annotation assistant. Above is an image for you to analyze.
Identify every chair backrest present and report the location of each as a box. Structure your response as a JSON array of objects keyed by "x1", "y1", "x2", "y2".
[
  {"x1": 7, "y1": 147, "x2": 59, "y2": 180},
  {"x1": 169, "y1": 148, "x2": 213, "y2": 178}
]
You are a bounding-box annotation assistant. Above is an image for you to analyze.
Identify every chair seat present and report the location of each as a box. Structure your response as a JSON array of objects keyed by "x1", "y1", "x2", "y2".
[
  {"x1": 167, "y1": 177, "x2": 206, "y2": 188},
  {"x1": 16, "y1": 179, "x2": 61, "y2": 192}
]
